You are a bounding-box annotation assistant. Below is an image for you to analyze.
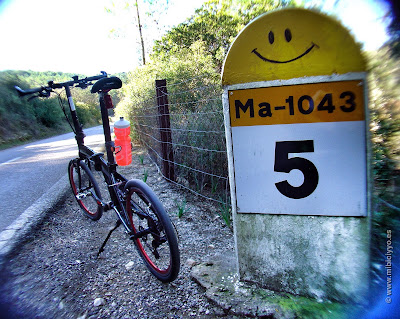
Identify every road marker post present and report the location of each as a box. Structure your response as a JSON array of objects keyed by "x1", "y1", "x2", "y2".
[{"x1": 222, "y1": 8, "x2": 370, "y2": 303}]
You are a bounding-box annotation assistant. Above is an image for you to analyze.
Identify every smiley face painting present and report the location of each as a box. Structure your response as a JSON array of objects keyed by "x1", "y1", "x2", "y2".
[{"x1": 222, "y1": 8, "x2": 366, "y2": 85}]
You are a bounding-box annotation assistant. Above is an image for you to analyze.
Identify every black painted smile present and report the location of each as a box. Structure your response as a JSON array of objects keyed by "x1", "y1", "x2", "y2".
[{"x1": 252, "y1": 42, "x2": 317, "y2": 64}]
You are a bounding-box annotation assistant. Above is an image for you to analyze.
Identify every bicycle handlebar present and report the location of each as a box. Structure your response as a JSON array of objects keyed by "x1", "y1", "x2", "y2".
[
  {"x1": 14, "y1": 71, "x2": 108, "y2": 98},
  {"x1": 14, "y1": 85, "x2": 45, "y2": 97}
]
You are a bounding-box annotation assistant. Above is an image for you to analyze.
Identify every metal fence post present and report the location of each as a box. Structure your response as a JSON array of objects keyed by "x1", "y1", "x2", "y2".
[{"x1": 155, "y1": 79, "x2": 175, "y2": 182}]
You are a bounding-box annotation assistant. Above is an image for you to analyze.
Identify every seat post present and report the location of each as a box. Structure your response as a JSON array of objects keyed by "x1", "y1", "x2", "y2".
[{"x1": 99, "y1": 92, "x2": 116, "y2": 167}]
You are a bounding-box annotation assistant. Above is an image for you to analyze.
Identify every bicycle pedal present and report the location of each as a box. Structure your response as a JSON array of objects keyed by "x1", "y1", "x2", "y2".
[
  {"x1": 76, "y1": 193, "x2": 86, "y2": 200},
  {"x1": 103, "y1": 201, "x2": 113, "y2": 211}
]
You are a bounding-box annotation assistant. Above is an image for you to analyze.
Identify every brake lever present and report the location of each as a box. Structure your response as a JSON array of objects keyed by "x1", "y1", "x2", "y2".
[
  {"x1": 39, "y1": 89, "x2": 51, "y2": 98},
  {"x1": 30, "y1": 89, "x2": 51, "y2": 100},
  {"x1": 77, "y1": 82, "x2": 88, "y2": 89},
  {"x1": 28, "y1": 91, "x2": 48, "y2": 101},
  {"x1": 28, "y1": 95, "x2": 39, "y2": 101}
]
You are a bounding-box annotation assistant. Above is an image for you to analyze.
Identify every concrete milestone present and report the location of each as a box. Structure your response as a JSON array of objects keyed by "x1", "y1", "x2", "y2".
[{"x1": 222, "y1": 8, "x2": 370, "y2": 303}]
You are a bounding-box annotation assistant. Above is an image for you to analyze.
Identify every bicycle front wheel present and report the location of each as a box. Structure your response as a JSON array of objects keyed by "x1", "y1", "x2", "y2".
[
  {"x1": 125, "y1": 179, "x2": 180, "y2": 282},
  {"x1": 68, "y1": 159, "x2": 103, "y2": 220}
]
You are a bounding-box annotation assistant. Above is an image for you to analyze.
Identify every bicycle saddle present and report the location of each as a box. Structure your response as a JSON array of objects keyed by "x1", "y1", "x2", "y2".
[{"x1": 91, "y1": 77, "x2": 122, "y2": 93}]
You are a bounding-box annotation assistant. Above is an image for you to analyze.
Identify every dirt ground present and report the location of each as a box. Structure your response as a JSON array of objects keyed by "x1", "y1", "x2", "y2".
[{"x1": 0, "y1": 146, "x2": 238, "y2": 319}]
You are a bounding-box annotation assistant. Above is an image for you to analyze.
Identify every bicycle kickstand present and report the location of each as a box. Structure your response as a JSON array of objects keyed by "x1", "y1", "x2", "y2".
[{"x1": 97, "y1": 219, "x2": 122, "y2": 257}]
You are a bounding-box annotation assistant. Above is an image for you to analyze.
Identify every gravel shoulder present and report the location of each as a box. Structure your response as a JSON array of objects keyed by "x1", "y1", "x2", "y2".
[{"x1": 0, "y1": 145, "x2": 237, "y2": 319}]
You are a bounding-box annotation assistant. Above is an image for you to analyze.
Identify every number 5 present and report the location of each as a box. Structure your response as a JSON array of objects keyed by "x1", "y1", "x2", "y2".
[{"x1": 274, "y1": 140, "x2": 319, "y2": 199}]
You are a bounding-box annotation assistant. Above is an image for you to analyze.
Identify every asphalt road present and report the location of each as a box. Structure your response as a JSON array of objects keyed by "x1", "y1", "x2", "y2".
[{"x1": 0, "y1": 126, "x2": 106, "y2": 233}]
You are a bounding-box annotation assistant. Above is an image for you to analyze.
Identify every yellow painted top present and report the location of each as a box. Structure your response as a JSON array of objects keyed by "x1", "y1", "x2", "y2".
[{"x1": 222, "y1": 8, "x2": 366, "y2": 85}]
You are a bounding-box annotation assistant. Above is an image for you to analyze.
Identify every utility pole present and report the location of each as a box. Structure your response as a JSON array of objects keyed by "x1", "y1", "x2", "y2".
[{"x1": 135, "y1": 0, "x2": 146, "y2": 65}]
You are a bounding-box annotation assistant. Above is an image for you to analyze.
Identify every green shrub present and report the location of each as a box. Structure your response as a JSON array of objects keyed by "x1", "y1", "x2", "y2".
[
  {"x1": 0, "y1": 70, "x2": 103, "y2": 146},
  {"x1": 75, "y1": 102, "x2": 101, "y2": 127},
  {"x1": 32, "y1": 98, "x2": 64, "y2": 128},
  {"x1": 116, "y1": 41, "x2": 229, "y2": 209}
]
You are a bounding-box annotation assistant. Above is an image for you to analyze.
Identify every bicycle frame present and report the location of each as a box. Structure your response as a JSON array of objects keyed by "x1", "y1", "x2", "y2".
[{"x1": 64, "y1": 84, "x2": 131, "y2": 231}]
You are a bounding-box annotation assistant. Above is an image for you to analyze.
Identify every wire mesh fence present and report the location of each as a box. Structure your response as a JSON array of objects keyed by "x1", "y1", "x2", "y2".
[
  {"x1": 131, "y1": 76, "x2": 230, "y2": 212},
  {"x1": 127, "y1": 74, "x2": 400, "y2": 245}
]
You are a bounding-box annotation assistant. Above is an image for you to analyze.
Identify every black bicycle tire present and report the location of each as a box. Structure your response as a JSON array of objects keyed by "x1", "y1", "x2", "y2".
[
  {"x1": 125, "y1": 179, "x2": 180, "y2": 282},
  {"x1": 68, "y1": 159, "x2": 103, "y2": 221}
]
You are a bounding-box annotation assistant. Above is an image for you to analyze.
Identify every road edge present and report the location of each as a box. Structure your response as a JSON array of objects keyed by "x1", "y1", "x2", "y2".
[{"x1": 0, "y1": 173, "x2": 70, "y2": 260}]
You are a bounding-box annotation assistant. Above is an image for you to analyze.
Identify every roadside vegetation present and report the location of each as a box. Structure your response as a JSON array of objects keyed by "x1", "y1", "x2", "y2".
[
  {"x1": 0, "y1": 70, "x2": 125, "y2": 149},
  {"x1": 2, "y1": 0, "x2": 399, "y2": 233},
  {"x1": 1, "y1": 0, "x2": 399, "y2": 314},
  {"x1": 0, "y1": 71, "x2": 98, "y2": 148},
  {"x1": 117, "y1": 0, "x2": 400, "y2": 211},
  {"x1": 116, "y1": 0, "x2": 400, "y2": 297}
]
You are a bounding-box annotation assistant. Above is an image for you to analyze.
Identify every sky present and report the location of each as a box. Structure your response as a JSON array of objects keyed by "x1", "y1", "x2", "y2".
[
  {"x1": 314, "y1": 0, "x2": 390, "y2": 50},
  {"x1": 0, "y1": 0, "x2": 205, "y2": 74},
  {"x1": 0, "y1": 0, "x2": 391, "y2": 75}
]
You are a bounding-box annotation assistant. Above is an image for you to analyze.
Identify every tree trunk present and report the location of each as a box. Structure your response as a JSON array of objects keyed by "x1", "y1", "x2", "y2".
[{"x1": 135, "y1": 0, "x2": 146, "y2": 65}]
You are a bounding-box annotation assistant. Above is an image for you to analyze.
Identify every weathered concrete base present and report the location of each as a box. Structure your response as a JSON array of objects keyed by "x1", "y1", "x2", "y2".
[
  {"x1": 192, "y1": 254, "x2": 286, "y2": 318},
  {"x1": 191, "y1": 254, "x2": 364, "y2": 319},
  {"x1": 235, "y1": 214, "x2": 370, "y2": 304}
]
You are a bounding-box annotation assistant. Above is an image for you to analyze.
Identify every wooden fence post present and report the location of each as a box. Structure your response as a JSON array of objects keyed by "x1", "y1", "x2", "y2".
[{"x1": 155, "y1": 79, "x2": 175, "y2": 182}]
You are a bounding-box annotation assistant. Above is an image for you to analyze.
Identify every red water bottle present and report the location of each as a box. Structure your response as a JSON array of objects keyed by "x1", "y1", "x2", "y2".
[{"x1": 114, "y1": 117, "x2": 132, "y2": 166}]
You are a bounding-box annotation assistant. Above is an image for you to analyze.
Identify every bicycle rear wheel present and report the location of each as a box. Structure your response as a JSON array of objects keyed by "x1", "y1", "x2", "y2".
[
  {"x1": 125, "y1": 179, "x2": 180, "y2": 282},
  {"x1": 68, "y1": 159, "x2": 103, "y2": 220}
]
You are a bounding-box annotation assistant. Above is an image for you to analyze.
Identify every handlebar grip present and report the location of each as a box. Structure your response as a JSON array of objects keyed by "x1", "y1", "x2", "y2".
[{"x1": 14, "y1": 85, "x2": 43, "y2": 97}]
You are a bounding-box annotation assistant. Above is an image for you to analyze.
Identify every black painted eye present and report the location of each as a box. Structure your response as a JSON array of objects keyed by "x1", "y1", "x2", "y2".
[
  {"x1": 268, "y1": 31, "x2": 274, "y2": 44},
  {"x1": 285, "y1": 28, "x2": 292, "y2": 42}
]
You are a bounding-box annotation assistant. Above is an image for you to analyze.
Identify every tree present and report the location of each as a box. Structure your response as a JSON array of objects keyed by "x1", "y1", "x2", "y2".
[
  {"x1": 135, "y1": 0, "x2": 146, "y2": 65},
  {"x1": 367, "y1": 47, "x2": 400, "y2": 188},
  {"x1": 106, "y1": 0, "x2": 169, "y2": 66},
  {"x1": 152, "y1": 0, "x2": 297, "y2": 70},
  {"x1": 234, "y1": 0, "x2": 296, "y2": 22},
  {"x1": 382, "y1": 0, "x2": 400, "y2": 57}
]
